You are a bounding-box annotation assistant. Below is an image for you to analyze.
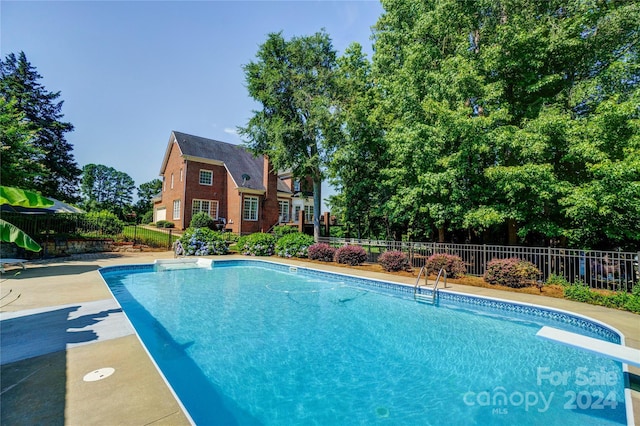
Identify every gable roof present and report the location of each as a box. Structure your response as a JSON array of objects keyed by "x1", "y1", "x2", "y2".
[{"x1": 160, "y1": 131, "x2": 290, "y2": 193}]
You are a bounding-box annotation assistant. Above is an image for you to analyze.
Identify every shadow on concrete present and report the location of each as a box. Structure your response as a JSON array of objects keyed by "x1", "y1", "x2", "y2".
[
  {"x1": 0, "y1": 265, "x2": 100, "y2": 279},
  {"x1": 0, "y1": 305, "x2": 123, "y2": 365},
  {"x1": 0, "y1": 305, "x2": 121, "y2": 425}
]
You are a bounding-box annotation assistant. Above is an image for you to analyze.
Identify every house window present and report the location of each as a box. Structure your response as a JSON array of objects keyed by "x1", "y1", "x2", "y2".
[
  {"x1": 243, "y1": 196, "x2": 259, "y2": 221},
  {"x1": 199, "y1": 170, "x2": 213, "y2": 185},
  {"x1": 305, "y1": 205, "x2": 314, "y2": 222},
  {"x1": 294, "y1": 205, "x2": 301, "y2": 223},
  {"x1": 192, "y1": 199, "x2": 219, "y2": 219},
  {"x1": 171, "y1": 173, "x2": 174, "y2": 189},
  {"x1": 293, "y1": 180, "x2": 301, "y2": 192},
  {"x1": 173, "y1": 200, "x2": 180, "y2": 220},
  {"x1": 279, "y1": 200, "x2": 290, "y2": 223}
]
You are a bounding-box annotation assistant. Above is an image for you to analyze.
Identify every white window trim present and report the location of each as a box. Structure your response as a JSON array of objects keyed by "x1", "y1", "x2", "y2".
[
  {"x1": 305, "y1": 205, "x2": 314, "y2": 222},
  {"x1": 279, "y1": 200, "x2": 290, "y2": 223},
  {"x1": 243, "y1": 196, "x2": 259, "y2": 221},
  {"x1": 173, "y1": 200, "x2": 181, "y2": 220},
  {"x1": 199, "y1": 169, "x2": 213, "y2": 186},
  {"x1": 192, "y1": 199, "x2": 219, "y2": 219}
]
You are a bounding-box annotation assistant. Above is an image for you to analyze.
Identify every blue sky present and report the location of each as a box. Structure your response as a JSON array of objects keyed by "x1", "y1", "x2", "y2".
[{"x1": 1, "y1": 0, "x2": 384, "y2": 208}]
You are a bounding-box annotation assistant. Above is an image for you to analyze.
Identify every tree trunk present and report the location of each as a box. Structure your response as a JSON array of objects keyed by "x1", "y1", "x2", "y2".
[
  {"x1": 313, "y1": 179, "x2": 322, "y2": 242},
  {"x1": 438, "y1": 227, "x2": 445, "y2": 243},
  {"x1": 507, "y1": 219, "x2": 518, "y2": 245}
]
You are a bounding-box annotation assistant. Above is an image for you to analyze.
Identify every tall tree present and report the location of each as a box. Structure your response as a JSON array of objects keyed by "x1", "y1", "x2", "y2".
[
  {"x1": 0, "y1": 96, "x2": 45, "y2": 189},
  {"x1": 329, "y1": 43, "x2": 389, "y2": 239},
  {"x1": 372, "y1": 0, "x2": 639, "y2": 248},
  {"x1": 0, "y1": 52, "x2": 81, "y2": 201},
  {"x1": 134, "y1": 179, "x2": 162, "y2": 217},
  {"x1": 80, "y1": 164, "x2": 135, "y2": 218},
  {"x1": 239, "y1": 31, "x2": 342, "y2": 241}
]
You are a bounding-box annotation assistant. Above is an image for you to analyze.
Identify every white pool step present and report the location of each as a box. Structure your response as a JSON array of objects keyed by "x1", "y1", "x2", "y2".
[
  {"x1": 155, "y1": 258, "x2": 212, "y2": 271},
  {"x1": 536, "y1": 326, "x2": 640, "y2": 367}
]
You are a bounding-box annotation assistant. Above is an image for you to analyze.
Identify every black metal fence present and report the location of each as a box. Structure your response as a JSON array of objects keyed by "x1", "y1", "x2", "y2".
[
  {"x1": 2, "y1": 213, "x2": 180, "y2": 253},
  {"x1": 319, "y1": 237, "x2": 639, "y2": 291}
]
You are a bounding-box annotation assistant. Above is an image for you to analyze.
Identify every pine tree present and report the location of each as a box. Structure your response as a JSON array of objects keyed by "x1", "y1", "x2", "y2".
[{"x1": 0, "y1": 51, "x2": 81, "y2": 201}]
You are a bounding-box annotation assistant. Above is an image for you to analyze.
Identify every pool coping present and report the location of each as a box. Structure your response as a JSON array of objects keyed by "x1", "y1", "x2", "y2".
[{"x1": 100, "y1": 256, "x2": 636, "y2": 426}]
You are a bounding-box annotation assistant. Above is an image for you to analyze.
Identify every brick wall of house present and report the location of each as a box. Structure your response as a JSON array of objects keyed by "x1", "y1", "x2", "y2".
[
  {"x1": 226, "y1": 173, "x2": 241, "y2": 233},
  {"x1": 183, "y1": 160, "x2": 227, "y2": 230},
  {"x1": 240, "y1": 192, "x2": 262, "y2": 235},
  {"x1": 158, "y1": 142, "x2": 186, "y2": 229}
]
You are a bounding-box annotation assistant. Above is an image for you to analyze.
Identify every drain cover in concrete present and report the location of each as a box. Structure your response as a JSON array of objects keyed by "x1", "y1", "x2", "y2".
[{"x1": 83, "y1": 367, "x2": 115, "y2": 382}]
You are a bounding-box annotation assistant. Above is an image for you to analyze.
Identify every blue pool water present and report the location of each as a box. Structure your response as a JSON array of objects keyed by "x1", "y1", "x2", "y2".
[{"x1": 101, "y1": 260, "x2": 629, "y2": 425}]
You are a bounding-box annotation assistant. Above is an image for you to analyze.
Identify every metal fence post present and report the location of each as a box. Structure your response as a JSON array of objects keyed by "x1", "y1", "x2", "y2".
[
  {"x1": 482, "y1": 244, "x2": 486, "y2": 275},
  {"x1": 547, "y1": 246, "x2": 552, "y2": 281},
  {"x1": 168, "y1": 229, "x2": 173, "y2": 250}
]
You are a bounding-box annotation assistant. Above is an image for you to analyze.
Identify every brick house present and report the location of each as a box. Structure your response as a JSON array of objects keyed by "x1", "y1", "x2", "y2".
[{"x1": 153, "y1": 131, "x2": 314, "y2": 233}]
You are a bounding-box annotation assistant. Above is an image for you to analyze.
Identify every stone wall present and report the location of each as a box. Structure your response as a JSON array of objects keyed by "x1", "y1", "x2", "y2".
[
  {"x1": 41, "y1": 239, "x2": 114, "y2": 257},
  {"x1": 1, "y1": 239, "x2": 114, "y2": 259}
]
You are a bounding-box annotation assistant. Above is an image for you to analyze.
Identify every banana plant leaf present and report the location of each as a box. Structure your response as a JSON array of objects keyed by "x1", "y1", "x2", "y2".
[
  {"x1": 0, "y1": 186, "x2": 53, "y2": 252},
  {"x1": 0, "y1": 218, "x2": 42, "y2": 252},
  {"x1": 0, "y1": 186, "x2": 54, "y2": 208}
]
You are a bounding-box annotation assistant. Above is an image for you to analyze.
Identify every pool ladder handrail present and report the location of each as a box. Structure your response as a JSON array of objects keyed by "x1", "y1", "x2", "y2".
[{"x1": 414, "y1": 266, "x2": 447, "y2": 304}]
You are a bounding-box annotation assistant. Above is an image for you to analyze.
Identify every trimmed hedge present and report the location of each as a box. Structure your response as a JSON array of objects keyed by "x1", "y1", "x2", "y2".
[
  {"x1": 379, "y1": 250, "x2": 410, "y2": 272},
  {"x1": 425, "y1": 253, "x2": 466, "y2": 278},
  {"x1": 178, "y1": 227, "x2": 228, "y2": 255},
  {"x1": 484, "y1": 257, "x2": 540, "y2": 288},
  {"x1": 155, "y1": 220, "x2": 175, "y2": 229},
  {"x1": 275, "y1": 232, "x2": 314, "y2": 258},
  {"x1": 334, "y1": 245, "x2": 368, "y2": 266},
  {"x1": 237, "y1": 232, "x2": 276, "y2": 256},
  {"x1": 308, "y1": 243, "x2": 337, "y2": 262}
]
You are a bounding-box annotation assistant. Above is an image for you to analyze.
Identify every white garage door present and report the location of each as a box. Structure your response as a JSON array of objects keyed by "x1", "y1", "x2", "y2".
[{"x1": 155, "y1": 207, "x2": 166, "y2": 222}]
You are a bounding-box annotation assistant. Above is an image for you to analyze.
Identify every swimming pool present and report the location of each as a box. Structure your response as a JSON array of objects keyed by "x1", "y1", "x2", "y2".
[{"x1": 100, "y1": 259, "x2": 631, "y2": 425}]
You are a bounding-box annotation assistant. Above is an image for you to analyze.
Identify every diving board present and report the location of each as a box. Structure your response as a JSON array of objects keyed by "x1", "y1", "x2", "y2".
[{"x1": 536, "y1": 326, "x2": 640, "y2": 368}]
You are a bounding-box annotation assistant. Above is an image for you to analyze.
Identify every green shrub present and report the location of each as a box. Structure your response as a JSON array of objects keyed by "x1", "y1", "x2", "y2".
[
  {"x1": 178, "y1": 227, "x2": 228, "y2": 255},
  {"x1": 426, "y1": 253, "x2": 466, "y2": 278},
  {"x1": 237, "y1": 232, "x2": 276, "y2": 256},
  {"x1": 141, "y1": 210, "x2": 153, "y2": 224},
  {"x1": 334, "y1": 245, "x2": 368, "y2": 266},
  {"x1": 155, "y1": 220, "x2": 175, "y2": 228},
  {"x1": 272, "y1": 225, "x2": 298, "y2": 240},
  {"x1": 563, "y1": 281, "x2": 595, "y2": 303},
  {"x1": 308, "y1": 243, "x2": 337, "y2": 262},
  {"x1": 484, "y1": 257, "x2": 540, "y2": 288},
  {"x1": 84, "y1": 210, "x2": 124, "y2": 235},
  {"x1": 379, "y1": 250, "x2": 410, "y2": 272},
  {"x1": 563, "y1": 281, "x2": 640, "y2": 314},
  {"x1": 546, "y1": 273, "x2": 570, "y2": 286},
  {"x1": 190, "y1": 212, "x2": 214, "y2": 229},
  {"x1": 275, "y1": 232, "x2": 314, "y2": 258}
]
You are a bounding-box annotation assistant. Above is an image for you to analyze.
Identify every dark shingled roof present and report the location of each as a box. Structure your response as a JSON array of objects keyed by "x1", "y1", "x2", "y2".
[{"x1": 169, "y1": 131, "x2": 290, "y2": 193}]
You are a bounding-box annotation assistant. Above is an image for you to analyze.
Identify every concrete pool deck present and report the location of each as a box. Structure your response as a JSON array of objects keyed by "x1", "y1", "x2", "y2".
[{"x1": 1, "y1": 251, "x2": 638, "y2": 424}]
